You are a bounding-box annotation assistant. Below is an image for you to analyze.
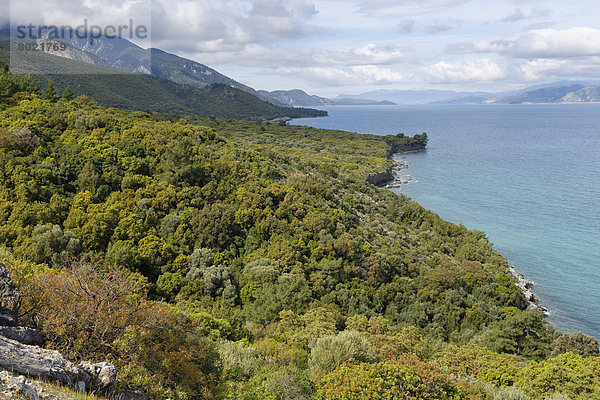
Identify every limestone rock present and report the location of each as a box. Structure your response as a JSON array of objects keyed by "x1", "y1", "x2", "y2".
[
  {"x1": 0, "y1": 336, "x2": 90, "y2": 388},
  {"x1": 0, "y1": 370, "x2": 50, "y2": 400},
  {"x1": 0, "y1": 326, "x2": 44, "y2": 346},
  {"x1": 78, "y1": 361, "x2": 117, "y2": 390},
  {"x1": 0, "y1": 261, "x2": 19, "y2": 327}
]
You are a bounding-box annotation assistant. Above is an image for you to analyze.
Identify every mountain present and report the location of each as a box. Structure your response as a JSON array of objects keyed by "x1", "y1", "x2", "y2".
[
  {"x1": 258, "y1": 89, "x2": 397, "y2": 107},
  {"x1": 0, "y1": 38, "x2": 326, "y2": 119},
  {"x1": 45, "y1": 32, "x2": 259, "y2": 93},
  {"x1": 485, "y1": 84, "x2": 586, "y2": 104},
  {"x1": 335, "y1": 89, "x2": 495, "y2": 104},
  {"x1": 258, "y1": 89, "x2": 335, "y2": 107},
  {"x1": 560, "y1": 85, "x2": 600, "y2": 102}
]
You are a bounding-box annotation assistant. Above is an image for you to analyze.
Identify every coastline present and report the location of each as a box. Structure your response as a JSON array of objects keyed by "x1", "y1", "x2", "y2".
[
  {"x1": 383, "y1": 151, "x2": 550, "y2": 317},
  {"x1": 508, "y1": 266, "x2": 549, "y2": 315}
]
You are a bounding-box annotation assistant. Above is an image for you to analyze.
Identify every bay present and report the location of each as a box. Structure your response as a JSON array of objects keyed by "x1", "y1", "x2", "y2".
[{"x1": 291, "y1": 104, "x2": 600, "y2": 338}]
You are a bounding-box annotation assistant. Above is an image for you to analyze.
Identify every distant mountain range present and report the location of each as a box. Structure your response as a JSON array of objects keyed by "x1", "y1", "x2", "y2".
[
  {"x1": 337, "y1": 83, "x2": 600, "y2": 105},
  {"x1": 258, "y1": 89, "x2": 396, "y2": 107}
]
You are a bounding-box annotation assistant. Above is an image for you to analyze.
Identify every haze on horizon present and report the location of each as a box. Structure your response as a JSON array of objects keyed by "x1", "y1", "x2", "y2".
[{"x1": 4, "y1": 0, "x2": 600, "y2": 97}]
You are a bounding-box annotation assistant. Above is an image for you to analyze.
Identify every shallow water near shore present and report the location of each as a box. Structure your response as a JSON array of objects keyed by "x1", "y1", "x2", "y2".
[{"x1": 291, "y1": 104, "x2": 600, "y2": 338}]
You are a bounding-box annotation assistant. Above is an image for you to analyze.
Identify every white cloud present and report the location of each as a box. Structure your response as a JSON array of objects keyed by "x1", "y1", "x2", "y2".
[
  {"x1": 448, "y1": 27, "x2": 600, "y2": 59},
  {"x1": 274, "y1": 64, "x2": 412, "y2": 86},
  {"x1": 350, "y1": 65, "x2": 409, "y2": 83},
  {"x1": 424, "y1": 58, "x2": 507, "y2": 83},
  {"x1": 355, "y1": 0, "x2": 473, "y2": 18},
  {"x1": 185, "y1": 42, "x2": 410, "y2": 68}
]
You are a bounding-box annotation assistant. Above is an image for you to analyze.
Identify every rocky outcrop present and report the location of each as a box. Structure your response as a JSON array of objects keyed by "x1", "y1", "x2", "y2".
[
  {"x1": 508, "y1": 266, "x2": 549, "y2": 315},
  {"x1": 0, "y1": 261, "x2": 19, "y2": 327},
  {"x1": 0, "y1": 326, "x2": 44, "y2": 346},
  {"x1": 78, "y1": 361, "x2": 118, "y2": 390},
  {"x1": 0, "y1": 261, "x2": 117, "y2": 393},
  {"x1": 0, "y1": 370, "x2": 51, "y2": 400},
  {"x1": 0, "y1": 336, "x2": 91, "y2": 388},
  {"x1": 366, "y1": 167, "x2": 394, "y2": 186}
]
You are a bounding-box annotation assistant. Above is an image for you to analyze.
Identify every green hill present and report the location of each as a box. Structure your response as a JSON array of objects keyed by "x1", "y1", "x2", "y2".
[{"x1": 0, "y1": 39, "x2": 325, "y2": 119}]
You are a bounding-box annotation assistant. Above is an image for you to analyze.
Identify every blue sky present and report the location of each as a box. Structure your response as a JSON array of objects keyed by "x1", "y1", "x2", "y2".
[{"x1": 6, "y1": 0, "x2": 600, "y2": 96}]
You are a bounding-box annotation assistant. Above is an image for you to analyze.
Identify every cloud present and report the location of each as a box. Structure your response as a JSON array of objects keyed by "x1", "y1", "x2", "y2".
[
  {"x1": 355, "y1": 0, "x2": 473, "y2": 18},
  {"x1": 424, "y1": 18, "x2": 461, "y2": 33},
  {"x1": 275, "y1": 64, "x2": 412, "y2": 86},
  {"x1": 7, "y1": 0, "x2": 325, "y2": 52},
  {"x1": 424, "y1": 58, "x2": 507, "y2": 83},
  {"x1": 447, "y1": 27, "x2": 600, "y2": 59},
  {"x1": 398, "y1": 18, "x2": 416, "y2": 33},
  {"x1": 499, "y1": 7, "x2": 552, "y2": 23},
  {"x1": 350, "y1": 65, "x2": 409, "y2": 83},
  {"x1": 186, "y1": 42, "x2": 410, "y2": 68},
  {"x1": 149, "y1": 0, "x2": 325, "y2": 52}
]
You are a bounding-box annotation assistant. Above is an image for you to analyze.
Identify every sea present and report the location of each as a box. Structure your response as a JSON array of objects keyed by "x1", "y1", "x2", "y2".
[{"x1": 291, "y1": 104, "x2": 600, "y2": 338}]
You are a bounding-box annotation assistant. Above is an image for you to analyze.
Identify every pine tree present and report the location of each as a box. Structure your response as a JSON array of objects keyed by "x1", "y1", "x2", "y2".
[
  {"x1": 41, "y1": 79, "x2": 58, "y2": 101},
  {"x1": 62, "y1": 86, "x2": 74, "y2": 100}
]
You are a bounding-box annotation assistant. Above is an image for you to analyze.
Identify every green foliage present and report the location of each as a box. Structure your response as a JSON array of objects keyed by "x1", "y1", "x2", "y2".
[
  {"x1": 0, "y1": 68, "x2": 591, "y2": 399},
  {"x1": 481, "y1": 309, "x2": 552, "y2": 360},
  {"x1": 218, "y1": 341, "x2": 262, "y2": 380},
  {"x1": 0, "y1": 62, "x2": 38, "y2": 103},
  {"x1": 315, "y1": 356, "x2": 472, "y2": 400},
  {"x1": 515, "y1": 352, "x2": 600, "y2": 400},
  {"x1": 309, "y1": 330, "x2": 377, "y2": 375},
  {"x1": 551, "y1": 332, "x2": 599, "y2": 357},
  {"x1": 383, "y1": 132, "x2": 428, "y2": 154}
]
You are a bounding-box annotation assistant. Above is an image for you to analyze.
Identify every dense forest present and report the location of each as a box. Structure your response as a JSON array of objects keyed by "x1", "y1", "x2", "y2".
[{"x1": 0, "y1": 66, "x2": 599, "y2": 400}]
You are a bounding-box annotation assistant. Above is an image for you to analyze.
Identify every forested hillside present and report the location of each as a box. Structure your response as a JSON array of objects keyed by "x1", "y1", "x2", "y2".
[
  {"x1": 0, "y1": 67, "x2": 599, "y2": 400},
  {"x1": 0, "y1": 40, "x2": 325, "y2": 120}
]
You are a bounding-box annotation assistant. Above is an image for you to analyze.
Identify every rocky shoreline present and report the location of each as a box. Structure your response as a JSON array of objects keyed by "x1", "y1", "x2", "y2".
[
  {"x1": 379, "y1": 153, "x2": 550, "y2": 318},
  {"x1": 508, "y1": 266, "x2": 549, "y2": 315}
]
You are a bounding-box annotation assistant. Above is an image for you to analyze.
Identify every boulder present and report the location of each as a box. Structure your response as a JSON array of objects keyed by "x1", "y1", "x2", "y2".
[
  {"x1": 0, "y1": 336, "x2": 91, "y2": 388},
  {"x1": 78, "y1": 360, "x2": 118, "y2": 390},
  {"x1": 0, "y1": 326, "x2": 44, "y2": 346},
  {"x1": 0, "y1": 261, "x2": 19, "y2": 326}
]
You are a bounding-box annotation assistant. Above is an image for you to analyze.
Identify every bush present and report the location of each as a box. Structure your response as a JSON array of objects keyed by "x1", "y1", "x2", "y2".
[
  {"x1": 515, "y1": 352, "x2": 600, "y2": 400},
  {"x1": 551, "y1": 332, "x2": 599, "y2": 357},
  {"x1": 315, "y1": 356, "x2": 471, "y2": 400},
  {"x1": 218, "y1": 341, "x2": 262, "y2": 380},
  {"x1": 309, "y1": 330, "x2": 377, "y2": 375}
]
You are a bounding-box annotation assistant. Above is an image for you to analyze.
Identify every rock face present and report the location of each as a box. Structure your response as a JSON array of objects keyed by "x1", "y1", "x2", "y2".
[
  {"x1": 0, "y1": 261, "x2": 19, "y2": 327},
  {"x1": 0, "y1": 326, "x2": 44, "y2": 346},
  {"x1": 0, "y1": 336, "x2": 91, "y2": 387},
  {"x1": 366, "y1": 167, "x2": 394, "y2": 186},
  {"x1": 508, "y1": 266, "x2": 549, "y2": 315}
]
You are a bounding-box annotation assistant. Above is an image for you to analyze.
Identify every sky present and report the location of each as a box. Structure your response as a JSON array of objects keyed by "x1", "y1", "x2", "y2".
[{"x1": 5, "y1": 0, "x2": 600, "y2": 96}]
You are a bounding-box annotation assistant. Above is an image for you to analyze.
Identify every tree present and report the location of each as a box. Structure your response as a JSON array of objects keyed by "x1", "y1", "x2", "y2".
[
  {"x1": 551, "y1": 332, "x2": 599, "y2": 357},
  {"x1": 62, "y1": 86, "x2": 74, "y2": 100},
  {"x1": 41, "y1": 78, "x2": 58, "y2": 101}
]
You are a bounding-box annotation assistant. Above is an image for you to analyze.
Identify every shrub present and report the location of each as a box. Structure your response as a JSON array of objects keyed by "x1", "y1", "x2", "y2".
[
  {"x1": 515, "y1": 352, "x2": 600, "y2": 400},
  {"x1": 309, "y1": 330, "x2": 377, "y2": 375},
  {"x1": 218, "y1": 341, "x2": 262, "y2": 380},
  {"x1": 315, "y1": 356, "x2": 471, "y2": 400},
  {"x1": 551, "y1": 332, "x2": 599, "y2": 357}
]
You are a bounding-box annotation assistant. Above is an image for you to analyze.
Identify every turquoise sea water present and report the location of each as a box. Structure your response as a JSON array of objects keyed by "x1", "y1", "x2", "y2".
[{"x1": 291, "y1": 104, "x2": 600, "y2": 338}]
